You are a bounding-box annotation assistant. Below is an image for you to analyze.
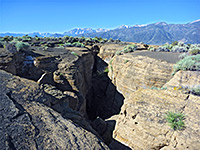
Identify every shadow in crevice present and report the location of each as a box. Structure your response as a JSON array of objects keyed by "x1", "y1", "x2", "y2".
[
  {"x1": 86, "y1": 56, "x2": 124, "y2": 120},
  {"x1": 107, "y1": 120, "x2": 131, "y2": 149},
  {"x1": 109, "y1": 139, "x2": 132, "y2": 150}
]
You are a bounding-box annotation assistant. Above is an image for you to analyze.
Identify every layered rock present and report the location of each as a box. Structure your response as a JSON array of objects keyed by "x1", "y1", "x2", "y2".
[
  {"x1": 108, "y1": 53, "x2": 174, "y2": 99},
  {"x1": 164, "y1": 70, "x2": 200, "y2": 88},
  {"x1": 113, "y1": 89, "x2": 200, "y2": 150},
  {"x1": 0, "y1": 46, "x2": 95, "y2": 117},
  {"x1": 98, "y1": 44, "x2": 125, "y2": 62},
  {"x1": 0, "y1": 70, "x2": 109, "y2": 150}
]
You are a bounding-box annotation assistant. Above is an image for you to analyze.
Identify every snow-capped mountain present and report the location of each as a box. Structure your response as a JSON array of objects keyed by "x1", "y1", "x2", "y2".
[
  {"x1": 0, "y1": 19, "x2": 199, "y2": 44},
  {"x1": 189, "y1": 19, "x2": 200, "y2": 24},
  {"x1": 63, "y1": 28, "x2": 109, "y2": 36},
  {"x1": 117, "y1": 25, "x2": 131, "y2": 29},
  {"x1": 133, "y1": 24, "x2": 148, "y2": 27}
]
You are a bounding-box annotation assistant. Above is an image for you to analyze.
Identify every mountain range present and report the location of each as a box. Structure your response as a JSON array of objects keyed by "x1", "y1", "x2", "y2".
[
  {"x1": 0, "y1": 19, "x2": 200, "y2": 44},
  {"x1": 80, "y1": 20, "x2": 200, "y2": 45}
]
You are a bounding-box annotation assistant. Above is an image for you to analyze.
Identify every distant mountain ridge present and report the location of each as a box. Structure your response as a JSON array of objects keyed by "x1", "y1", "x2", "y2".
[
  {"x1": 80, "y1": 20, "x2": 200, "y2": 44},
  {"x1": 0, "y1": 20, "x2": 200, "y2": 44}
]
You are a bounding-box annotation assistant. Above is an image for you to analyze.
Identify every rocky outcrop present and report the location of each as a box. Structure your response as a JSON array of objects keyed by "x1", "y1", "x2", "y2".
[
  {"x1": 98, "y1": 44, "x2": 125, "y2": 62},
  {"x1": 164, "y1": 70, "x2": 200, "y2": 88},
  {"x1": 0, "y1": 46, "x2": 95, "y2": 117},
  {"x1": 108, "y1": 53, "x2": 174, "y2": 99},
  {"x1": 98, "y1": 43, "x2": 149, "y2": 62},
  {"x1": 0, "y1": 70, "x2": 109, "y2": 150},
  {"x1": 113, "y1": 89, "x2": 200, "y2": 150}
]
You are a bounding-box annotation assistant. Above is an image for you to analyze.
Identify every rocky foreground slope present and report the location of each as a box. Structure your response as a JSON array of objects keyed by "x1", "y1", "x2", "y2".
[{"x1": 0, "y1": 36, "x2": 200, "y2": 150}]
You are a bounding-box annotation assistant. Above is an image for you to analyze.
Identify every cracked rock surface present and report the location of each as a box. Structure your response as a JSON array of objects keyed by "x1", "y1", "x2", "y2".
[
  {"x1": 112, "y1": 89, "x2": 200, "y2": 150},
  {"x1": 0, "y1": 70, "x2": 109, "y2": 150}
]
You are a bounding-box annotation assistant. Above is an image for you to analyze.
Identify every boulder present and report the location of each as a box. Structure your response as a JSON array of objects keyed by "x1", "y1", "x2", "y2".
[{"x1": 113, "y1": 89, "x2": 200, "y2": 150}]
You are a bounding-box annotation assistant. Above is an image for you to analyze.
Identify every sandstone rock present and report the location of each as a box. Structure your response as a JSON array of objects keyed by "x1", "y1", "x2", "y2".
[
  {"x1": 113, "y1": 89, "x2": 200, "y2": 150},
  {"x1": 164, "y1": 70, "x2": 200, "y2": 89},
  {"x1": 0, "y1": 69, "x2": 109, "y2": 150},
  {"x1": 98, "y1": 44, "x2": 125, "y2": 62},
  {"x1": 108, "y1": 54, "x2": 174, "y2": 99}
]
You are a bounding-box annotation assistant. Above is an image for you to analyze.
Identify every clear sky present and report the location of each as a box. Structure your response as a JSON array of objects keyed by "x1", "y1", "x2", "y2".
[{"x1": 0, "y1": 0, "x2": 199, "y2": 33}]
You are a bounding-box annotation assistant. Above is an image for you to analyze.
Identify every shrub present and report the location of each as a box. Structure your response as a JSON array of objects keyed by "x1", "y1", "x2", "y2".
[
  {"x1": 124, "y1": 60, "x2": 129, "y2": 63},
  {"x1": 115, "y1": 44, "x2": 137, "y2": 55},
  {"x1": 72, "y1": 42, "x2": 85, "y2": 48},
  {"x1": 64, "y1": 42, "x2": 72, "y2": 47},
  {"x1": 71, "y1": 51, "x2": 78, "y2": 57},
  {"x1": 171, "y1": 45, "x2": 188, "y2": 53},
  {"x1": 162, "y1": 43, "x2": 172, "y2": 50},
  {"x1": 178, "y1": 53, "x2": 188, "y2": 59},
  {"x1": 148, "y1": 47, "x2": 156, "y2": 51},
  {"x1": 124, "y1": 44, "x2": 137, "y2": 52},
  {"x1": 104, "y1": 67, "x2": 109, "y2": 73},
  {"x1": 155, "y1": 47, "x2": 170, "y2": 52},
  {"x1": 171, "y1": 41, "x2": 178, "y2": 46},
  {"x1": 22, "y1": 35, "x2": 32, "y2": 42},
  {"x1": 189, "y1": 49, "x2": 200, "y2": 55},
  {"x1": 166, "y1": 112, "x2": 185, "y2": 130},
  {"x1": 190, "y1": 86, "x2": 200, "y2": 96},
  {"x1": 15, "y1": 42, "x2": 30, "y2": 51},
  {"x1": 173, "y1": 54, "x2": 200, "y2": 75}
]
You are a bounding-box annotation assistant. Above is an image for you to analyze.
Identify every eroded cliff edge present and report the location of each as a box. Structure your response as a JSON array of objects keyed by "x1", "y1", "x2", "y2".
[{"x1": 1, "y1": 41, "x2": 200, "y2": 150}]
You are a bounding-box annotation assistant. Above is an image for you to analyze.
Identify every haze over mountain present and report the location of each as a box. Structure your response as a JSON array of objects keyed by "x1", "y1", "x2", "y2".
[{"x1": 0, "y1": 20, "x2": 200, "y2": 45}]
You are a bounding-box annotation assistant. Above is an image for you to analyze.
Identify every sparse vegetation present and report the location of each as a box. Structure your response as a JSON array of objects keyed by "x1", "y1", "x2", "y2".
[
  {"x1": 173, "y1": 54, "x2": 200, "y2": 75},
  {"x1": 116, "y1": 44, "x2": 137, "y2": 55},
  {"x1": 124, "y1": 60, "x2": 129, "y2": 63},
  {"x1": 171, "y1": 41, "x2": 178, "y2": 46},
  {"x1": 71, "y1": 51, "x2": 78, "y2": 57},
  {"x1": 104, "y1": 67, "x2": 109, "y2": 73},
  {"x1": 166, "y1": 112, "x2": 185, "y2": 130},
  {"x1": 15, "y1": 41, "x2": 30, "y2": 51},
  {"x1": 190, "y1": 86, "x2": 200, "y2": 96}
]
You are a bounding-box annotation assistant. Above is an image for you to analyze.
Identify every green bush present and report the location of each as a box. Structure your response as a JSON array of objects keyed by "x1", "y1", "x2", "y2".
[
  {"x1": 189, "y1": 49, "x2": 200, "y2": 55},
  {"x1": 166, "y1": 112, "x2": 185, "y2": 130},
  {"x1": 162, "y1": 43, "x2": 172, "y2": 50},
  {"x1": 173, "y1": 54, "x2": 200, "y2": 75},
  {"x1": 72, "y1": 42, "x2": 85, "y2": 47},
  {"x1": 190, "y1": 86, "x2": 200, "y2": 96},
  {"x1": 104, "y1": 67, "x2": 109, "y2": 73},
  {"x1": 178, "y1": 53, "x2": 188, "y2": 59},
  {"x1": 148, "y1": 47, "x2": 155, "y2": 51},
  {"x1": 71, "y1": 51, "x2": 78, "y2": 57},
  {"x1": 116, "y1": 44, "x2": 137, "y2": 55},
  {"x1": 123, "y1": 44, "x2": 137, "y2": 52},
  {"x1": 15, "y1": 42, "x2": 30, "y2": 51},
  {"x1": 171, "y1": 41, "x2": 178, "y2": 46}
]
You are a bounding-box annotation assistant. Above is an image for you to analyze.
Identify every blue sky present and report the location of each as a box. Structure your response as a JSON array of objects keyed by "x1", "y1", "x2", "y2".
[{"x1": 0, "y1": 0, "x2": 199, "y2": 33}]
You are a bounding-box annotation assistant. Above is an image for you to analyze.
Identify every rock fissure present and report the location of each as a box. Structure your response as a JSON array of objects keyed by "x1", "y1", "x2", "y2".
[
  {"x1": 1, "y1": 42, "x2": 200, "y2": 149},
  {"x1": 6, "y1": 135, "x2": 17, "y2": 150}
]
